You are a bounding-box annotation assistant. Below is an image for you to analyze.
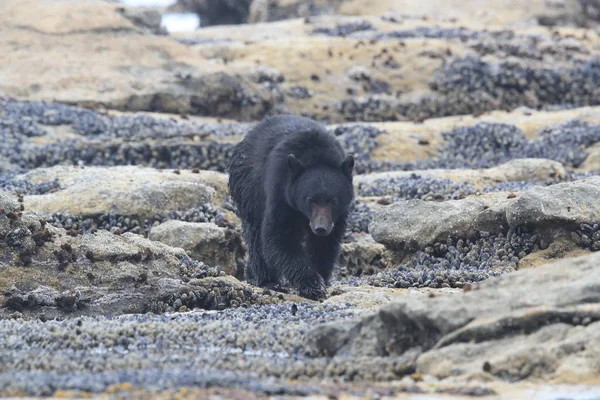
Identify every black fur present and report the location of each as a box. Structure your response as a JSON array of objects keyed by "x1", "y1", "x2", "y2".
[{"x1": 228, "y1": 115, "x2": 354, "y2": 300}]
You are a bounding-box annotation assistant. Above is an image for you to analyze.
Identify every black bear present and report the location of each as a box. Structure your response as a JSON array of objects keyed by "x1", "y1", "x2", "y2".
[{"x1": 228, "y1": 115, "x2": 354, "y2": 300}]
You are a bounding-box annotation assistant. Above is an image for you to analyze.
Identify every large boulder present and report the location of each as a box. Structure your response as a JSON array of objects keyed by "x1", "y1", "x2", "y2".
[{"x1": 305, "y1": 251, "x2": 600, "y2": 382}]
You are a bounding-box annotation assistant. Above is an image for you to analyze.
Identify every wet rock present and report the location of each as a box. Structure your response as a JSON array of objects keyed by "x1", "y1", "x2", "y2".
[
  {"x1": 506, "y1": 176, "x2": 600, "y2": 229},
  {"x1": 180, "y1": 72, "x2": 277, "y2": 120},
  {"x1": 305, "y1": 252, "x2": 600, "y2": 383},
  {"x1": 0, "y1": 97, "x2": 246, "y2": 172},
  {"x1": 435, "y1": 120, "x2": 600, "y2": 170},
  {"x1": 2, "y1": 98, "x2": 600, "y2": 177},
  {"x1": 7, "y1": 0, "x2": 600, "y2": 124},
  {"x1": 0, "y1": 301, "x2": 367, "y2": 397},
  {"x1": 149, "y1": 220, "x2": 244, "y2": 277},
  {"x1": 8, "y1": 166, "x2": 237, "y2": 238}
]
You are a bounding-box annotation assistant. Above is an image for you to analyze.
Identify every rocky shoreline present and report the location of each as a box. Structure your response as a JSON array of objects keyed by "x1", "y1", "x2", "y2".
[{"x1": 2, "y1": 0, "x2": 600, "y2": 398}]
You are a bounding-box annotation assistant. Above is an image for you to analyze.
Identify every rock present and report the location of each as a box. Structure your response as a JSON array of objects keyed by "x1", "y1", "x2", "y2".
[
  {"x1": 18, "y1": 166, "x2": 223, "y2": 218},
  {"x1": 171, "y1": 0, "x2": 341, "y2": 26},
  {"x1": 369, "y1": 192, "x2": 512, "y2": 250},
  {"x1": 506, "y1": 176, "x2": 600, "y2": 229},
  {"x1": 517, "y1": 236, "x2": 590, "y2": 269},
  {"x1": 371, "y1": 176, "x2": 600, "y2": 250},
  {"x1": 324, "y1": 285, "x2": 440, "y2": 312},
  {"x1": 0, "y1": 1, "x2": 275, "y2": 120},
  {"x1": 0, "y1": 190, "x2": 21, "y2": 214},
  {"x1": 339, "y1": 0, "x2": 587, "y2": 27},
  {"x1": 355, "y1": 158, "x2": 567, "y2": 193},
  {"x1": 117, "y1": 7, "x2": 164, "y2": 33},
  {"x1": 178, "y1": 13, "x2": 600, "y2": 123},
  {"x1": 173, "y1": 0, "x2": 592, "y2": 28},
  {"x1": 337, "y1": 236, "x2": 388, "y2": 278},
  {"x1": 149, "y1": 220, "x2": 244, "y2": 277},
  {"x1": 0, "y1": 97, "x2": 250, "y2": 173},
  {"x1": 305, "y1": 252, "x2": 600, "y2": 382},
  {"x1": 3, "y1": 96, "x2": 600, "y2": 179},
  {"x1": 4, "y1": 0, "x2": 600, "y2": 123},
  {"x1": 170, "y1": 0, "x2": 253, "y2": 26},
  {"x1": 0, "y1": 191, "x2": 285, "y2": 319}
]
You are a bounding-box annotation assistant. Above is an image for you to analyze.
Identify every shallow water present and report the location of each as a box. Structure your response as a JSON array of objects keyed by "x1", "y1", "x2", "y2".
[
  {"x1": 403, "y1": 384, "x2": 600, "y2": 400},
  {"x1": 161, "y1": 13, "x2": 200, "y2": 32},
  {"x1": 119, "y1": 0, "x2": 200, "y2": 32},
  {"x1": 119, "y1": 0, "x2": 174, "y2": 6}
]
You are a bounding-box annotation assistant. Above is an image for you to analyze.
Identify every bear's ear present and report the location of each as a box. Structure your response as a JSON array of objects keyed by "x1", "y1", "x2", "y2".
[
  {"x1": 288, "y1": 154, "x2": 304, "y2": 177},
  {"x1": 341, "y1": 154, "x2": 354, "y2": 178}
]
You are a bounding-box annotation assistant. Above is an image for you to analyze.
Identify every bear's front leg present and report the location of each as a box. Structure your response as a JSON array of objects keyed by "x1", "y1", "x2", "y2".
[
  {"x1": 260, "y1": 214, "x2": 327, "y2": 300},
  {"x1": 306, "y1": 218, "x2": 346, "y2": 284}
]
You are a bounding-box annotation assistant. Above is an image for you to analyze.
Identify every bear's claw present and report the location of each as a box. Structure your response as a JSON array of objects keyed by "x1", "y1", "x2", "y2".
[{"x1": 298, "y1": 283, "x2": 327, "y2": 301}]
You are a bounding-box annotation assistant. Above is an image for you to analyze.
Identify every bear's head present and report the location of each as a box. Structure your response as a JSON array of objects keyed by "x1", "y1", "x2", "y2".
[{"x1": 287, "y1": 154, "x2": 355, "y2": 236}]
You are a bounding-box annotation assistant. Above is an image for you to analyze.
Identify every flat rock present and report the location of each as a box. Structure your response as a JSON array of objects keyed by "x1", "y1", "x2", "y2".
[
  {"x1": 356, "y1": 158, "x2": 567, "y2": 192},
  {"x1": 305, "y1": 251, "x2": 600, "y2": 383},
  {"x1": 149, "y1": 220, "x2": 244, "y2": 277},
  {"x1": 3, "y1": 0, "x2": 600, "y2": 123},
  {"x1": 2, "y1": 98, "x2": 600, "y2": 176},
  {"x1": 506, "y1": 176, "x2": 600, "y2": 228},
  {"x1": 18, "y1": 166, "x2": 225, "y2": 218},
  {"x1": 0, "y1": 0, "x2": 275, "y2": 121},
  {"x1": 338, "y1": 0, "x2": 587, "y2": 27},
  {"x1": 371, "y1": 176, "x2": 600, "y2": 250},
  {"x1": 178, "y1": 14, "x2": 600, "y2": 123},
  {"x1": 369, "y1": 192, "x2": 512, "y2": 250}
]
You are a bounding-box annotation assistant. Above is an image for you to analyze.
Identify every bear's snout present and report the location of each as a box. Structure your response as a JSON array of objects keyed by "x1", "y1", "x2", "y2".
[{"x1": 310, "y1": 206, "x2": 333, "y2": 236}]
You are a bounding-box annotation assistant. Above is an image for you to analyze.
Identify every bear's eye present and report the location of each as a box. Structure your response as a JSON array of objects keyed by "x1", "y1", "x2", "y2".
[
  {"x1": 329, "y1": 198, "x2": 338, "y2": 205},
  {"x1": 307, "y1": 197, "x2": 315, "y2": 205}
]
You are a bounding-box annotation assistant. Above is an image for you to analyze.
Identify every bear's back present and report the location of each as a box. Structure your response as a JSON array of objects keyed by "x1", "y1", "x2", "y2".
[{"x1": 258, "y1": 115, "x2": 344, "y2": 169}]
